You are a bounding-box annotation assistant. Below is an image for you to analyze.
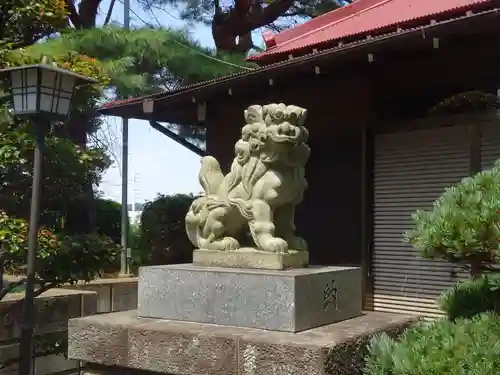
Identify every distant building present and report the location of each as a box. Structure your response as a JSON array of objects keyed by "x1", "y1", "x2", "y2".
[{"x1": 127, "y1": 202, "x2": 144, "y2": 225}]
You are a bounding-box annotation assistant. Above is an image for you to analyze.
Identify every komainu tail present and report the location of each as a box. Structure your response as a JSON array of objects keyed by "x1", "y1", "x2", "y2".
[{"x1": 199, "y1": 156, "x2": 224, "y2": 195}]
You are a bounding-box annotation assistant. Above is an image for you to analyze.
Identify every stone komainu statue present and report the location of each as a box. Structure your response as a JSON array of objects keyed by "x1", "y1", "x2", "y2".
[{"x1": 185, "y1": 103, "x2": 310, "y2": 254}]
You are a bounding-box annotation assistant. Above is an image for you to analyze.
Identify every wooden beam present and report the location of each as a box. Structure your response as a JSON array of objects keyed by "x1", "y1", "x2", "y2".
[
  {"x1": 371, "y1": 39, "x2": 500, "y2": 91},
  {"x1": 149, "y1": 120, "x2": 206, "y2": 156}
]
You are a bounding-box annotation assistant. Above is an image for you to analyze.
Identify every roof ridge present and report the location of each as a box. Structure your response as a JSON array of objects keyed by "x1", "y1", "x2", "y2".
[
  {"x1": 269, "y1": 0, "x2": 390, "y2": 49},
  {"x1": 250, "y1": 0, "x2": 493, "y2": 62}
]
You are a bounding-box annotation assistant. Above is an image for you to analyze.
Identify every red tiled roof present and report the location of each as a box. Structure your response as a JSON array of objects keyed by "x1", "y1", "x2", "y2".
[{"x1": 248, "y1": 0, "x2": 493, "y2": 61}]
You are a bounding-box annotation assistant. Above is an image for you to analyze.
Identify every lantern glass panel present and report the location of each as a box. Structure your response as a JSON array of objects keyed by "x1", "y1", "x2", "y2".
[
  {"x1": 39, "y1": 71, "x2": 55, "y2": 114},
  {"x1": 10, "y1": 68, "x2": 39, "y2": 114},
  {"x1": 60, "y1": 73, "x2": 76, "y2": 93},
  {"x1": 38, "y1": 69, "x2": 76, "y2": 116},
  {"x1": 56, "y1": 96, "x2": 71, "y2": 116},
  {"x1": 56, "y1": 74, "x2": 76, "y2": 116}
]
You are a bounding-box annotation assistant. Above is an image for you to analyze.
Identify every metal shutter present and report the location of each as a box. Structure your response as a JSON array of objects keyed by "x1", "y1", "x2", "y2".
[
  {"x1": 373, "y1": 125, "x2": 471, "y2": 319},
  {"x1": 481, "y1": 118, "x2": 500, "y2": 170},
  {"x1": 480, "y1": 118, "x2": 500, "y2": 273}
]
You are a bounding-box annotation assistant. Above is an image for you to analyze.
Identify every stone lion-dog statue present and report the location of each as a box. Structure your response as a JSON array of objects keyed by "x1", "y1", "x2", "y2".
[{"x1": 185, "y1": 103, "x2": 310, "y2": 254}]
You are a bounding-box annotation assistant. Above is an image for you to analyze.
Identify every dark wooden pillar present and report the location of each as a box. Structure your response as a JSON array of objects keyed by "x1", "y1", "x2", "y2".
[{"x1": 205, "y1": 103, "x2": 244, "y2": 173}]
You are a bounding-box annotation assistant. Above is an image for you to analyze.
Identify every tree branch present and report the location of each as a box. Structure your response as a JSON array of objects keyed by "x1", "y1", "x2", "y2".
[
  {"x1": 34, "y1": 281, "x2": 59, "y2": 298},
  {"x1": 104, "y1": 0, "x2": 117, "y2": 25},
  {"x1": 281, "y1": 10, "x2": 309, "y2": 17},
  {"x1": 0, "y1": 278, "x2": 27, "y2": 301},
  {"x1": 0, "y1": 276, "x2": 59, "y2": 302},
  {"x1": 248, "y1": 0, "x2": 295, "y2": 30},
  {"x1": 78, "y1": 0, "x2": 102, "y2": 29},
  {"x1": 65, "y1": 0, "x2": 83, "y2": 28}
]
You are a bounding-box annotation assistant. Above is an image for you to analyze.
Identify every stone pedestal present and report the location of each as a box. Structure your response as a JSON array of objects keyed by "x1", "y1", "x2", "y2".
[
  {"x1": 193, "y1": 248, "x2": 309, "y2": 270},
  {"x1": 138, "y1": 264, "x2": 362, "y2": 332},
  {"x1": 68, "y1": 310, "x2": 417, "y2": 375}
]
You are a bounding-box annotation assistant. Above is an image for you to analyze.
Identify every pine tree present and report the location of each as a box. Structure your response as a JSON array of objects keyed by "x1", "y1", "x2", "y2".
[
  {"x1": 137, "y1": 0, "x2": 352, "y2": 53},
  {"x1": 33, "y1": 26, "x2": 255, "y2": 98}
]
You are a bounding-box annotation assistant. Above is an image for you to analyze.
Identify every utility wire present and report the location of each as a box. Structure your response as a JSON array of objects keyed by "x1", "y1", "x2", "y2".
[
  {"x1": 148, "y1": 8, "x2": 253, "y2": 70},
  {"x1": 138, "y1": 1, "x2": 183, "y2": 20},
  {"x1": 115, "y1": 0, "x2": 253, "y2": 71}
]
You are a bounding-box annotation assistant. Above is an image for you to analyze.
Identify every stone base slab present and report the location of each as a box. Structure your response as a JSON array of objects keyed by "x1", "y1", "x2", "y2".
[
  {"x1": 138, "y1": 264, "x2": 362, "y2": 332},
  {"x1": 193, "y1": 248, "x2": 309, "y2": 270},
  {"x1": 68, "y1": 310, "x2": 417, "y2": 375}
]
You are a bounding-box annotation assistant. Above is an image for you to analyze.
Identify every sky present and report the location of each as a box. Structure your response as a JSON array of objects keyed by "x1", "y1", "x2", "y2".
[{"x1": 95, "y1": 0, "x2": 258, "y2": 203}]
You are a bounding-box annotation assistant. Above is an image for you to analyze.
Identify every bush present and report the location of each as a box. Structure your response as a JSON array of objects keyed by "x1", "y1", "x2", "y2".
[
  {"x1": 94, "y1": 198, "x2": 123, "y2": 244},
  {"x1": 129, "y1": 222, "x2": 143, "y2": 273},
  {"x1": 364, "y1": 312, "x2": 500, "y2": 375},
  {"x1": 429, "y1": 91, "x2": 500, "y2": 116},
  {"x1": 438, "y1": 275, "x2": 500, "y2": 320},
  {"x1": 139, "y1": 193, "x2": 197, "y2": 265},
  {"x1": 0, "y1": 210, "x2": 119, "y2": 300},
  {"x1": 404, "y1": 163, "x2": 500, "y2": 276}
]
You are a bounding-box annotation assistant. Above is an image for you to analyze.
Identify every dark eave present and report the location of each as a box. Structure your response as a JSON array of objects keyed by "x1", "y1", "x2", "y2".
[{"x1": 98, "y1": 7, "x2": 500, "y2": 124}]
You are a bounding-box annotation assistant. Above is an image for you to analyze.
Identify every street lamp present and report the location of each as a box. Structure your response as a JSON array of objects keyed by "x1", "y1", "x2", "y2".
[{"x1": 0, "y1": 63, "x2": 96, "y2": 375}]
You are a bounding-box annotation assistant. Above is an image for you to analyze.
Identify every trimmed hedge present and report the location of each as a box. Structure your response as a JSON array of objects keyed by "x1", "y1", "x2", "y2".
[
  {"x1": 94, "y1": 198, "x2": 122, "y2": 244},
  {"x1": 364, "y1": 312, "x2": 500, "y2": 375},
  {"x1": 438, "y1": 274, "x2": 500, "y2": 320},
  {"x1": 139, "y1": 193, "x2": 197, "y2": 265}
]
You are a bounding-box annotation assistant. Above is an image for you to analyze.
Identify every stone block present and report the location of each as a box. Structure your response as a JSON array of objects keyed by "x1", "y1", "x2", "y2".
[
  {"x1": 0, "y1": 288, "x2": 96, "y2": 375},
  {"x1": 34, "y1": 355, "x2": 79, "y2": 375},
  {"x1": 127, "y1": 321, "x2": 237, "y2": 375},
  {"x1": 68, "y1": 310, "x2": 418, "y2": 375},
  {"x1": 0, "y1": 288, "x2": 97, "y2": 342},
  {"x1": 138, "y1": 264, "x2": 362, "y2": 332},
  {"x1": 193, "y1": 248, "x2": 309, "y2": 270},
  {"x1": 66, "y1": 277, "x2": 138, "y2": 313},
  {"x1": 74, "y1": 284, "x2": 111, "y2": 313},
  {"x1": 111, "y1": 281, "x2": 138, "y2": 312}
]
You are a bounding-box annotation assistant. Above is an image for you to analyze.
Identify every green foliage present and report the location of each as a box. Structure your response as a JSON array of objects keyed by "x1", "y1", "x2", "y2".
[
  {"x1": 30, "y1": 26, "x2": 255, "y2": 98},
  {"x1": 438, "y1": 275, "x2": 500, "y2": 320},
  {"x1": 0, "y1": 0, "x2": 68, "y2": 48},
  {"x1": 95, "y1": 198, "x2": 122, "y2": 243},
  {"x1": 404, "y1": 163, "x2": 500, "y2": 273},
  {"x1": 364, "y1": 312, "x2": 500, "y2": 375},
  {"x1": 0, "y1": 4, "x2": 120, "y2": 299},
  {"x1": 0, "y1": 211, "x2": 119, "y2": 288},
  {"x1": 139, "y1": 194, "x2": 197, "y2": 265},
  {"x1": 0, "y1": 118, "x2": 109, "y2": 227},
  {"x1": 129, "y1": 222, "x2": 143, "y2": 273},
  {"x1": 429, "y1": 91, "x2": 500, "y2": 117}
]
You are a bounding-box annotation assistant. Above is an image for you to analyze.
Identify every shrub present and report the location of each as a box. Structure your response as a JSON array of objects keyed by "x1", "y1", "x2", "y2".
[
  {"x1": 0, "y1": 210, "x2": 119, "y2": 300},
  {"x1": 429, "y1": 91, "x2": 500, "y2": 116},
  {"x1": 404, "y1": 163, "x2": 500, "y2": 276},
  {"x1": 129, "y1": 222, "x2": 143, "y2": 273},
  {"x1": 94, "y1": 198, "x2": 122, "y2": 244},
  {"x1": 438, "y1": 275, "x2": 500, "y2": 320},
  {"x1": 364, "y1": 312, "x2": 500, "y2": 375},
  {"x1": 139, "y1": 193, "x2": 197, "y2": 265}
]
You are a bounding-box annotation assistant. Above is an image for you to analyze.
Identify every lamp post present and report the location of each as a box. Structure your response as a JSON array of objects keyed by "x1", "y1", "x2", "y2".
[{"x1": 0, "y1": 63, "x2": 96, "y2": 375}]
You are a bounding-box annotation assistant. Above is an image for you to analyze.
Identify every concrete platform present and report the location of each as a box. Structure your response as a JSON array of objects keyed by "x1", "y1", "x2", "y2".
[
  {"x1": 68, "y1": 310, "x2": 417, "y2": 375},
  {"x1": 138, "y1": 264, "x2": 362, "y2": 332}
]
